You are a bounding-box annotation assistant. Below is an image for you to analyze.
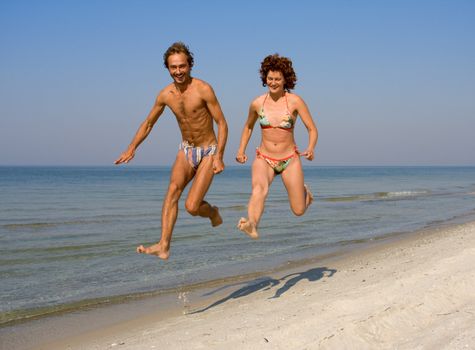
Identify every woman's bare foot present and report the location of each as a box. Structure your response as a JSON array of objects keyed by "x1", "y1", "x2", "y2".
[
  {"x1": 237, "y1": 217, "x2": 259, "y2": 239},
  {"x1": 136, "y1": 243, "x2": 170, "y2": 260},
  {"x1": 210, "y1": 206, "x2": 223, "y2": 227},
  {"x1": 304, "y1": 184, "x2": 314, "y2": 209}
]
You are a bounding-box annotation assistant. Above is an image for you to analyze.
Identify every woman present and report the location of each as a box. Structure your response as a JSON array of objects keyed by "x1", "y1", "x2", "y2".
[{"x1": 236, "y1": 54, "x2": 318, "y2": 239}]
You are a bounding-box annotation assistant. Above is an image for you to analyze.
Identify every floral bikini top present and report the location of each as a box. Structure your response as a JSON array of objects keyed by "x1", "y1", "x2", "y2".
[{"x1": 258, "y1": 93, "x2": 295, "y2": 131}]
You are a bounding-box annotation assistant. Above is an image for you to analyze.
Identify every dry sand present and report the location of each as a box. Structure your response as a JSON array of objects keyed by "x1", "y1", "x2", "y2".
[{"x1": 37, "y1": 221, "x2": 475, "y2": 349}]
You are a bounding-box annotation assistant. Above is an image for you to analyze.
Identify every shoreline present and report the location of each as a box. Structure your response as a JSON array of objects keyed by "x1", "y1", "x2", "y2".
[
  {"x1": 4, "y1": 207, "x2": 474, "y2": 329},
  {"x1": 0, "y1": 217, "x2": 455, "y2": 328},
  {"x1": 2, "y1": 219, "x2": 475, "y2": 349},
  {"x1": 0, "y1": 225, "x2": 399, "y2": 327}
]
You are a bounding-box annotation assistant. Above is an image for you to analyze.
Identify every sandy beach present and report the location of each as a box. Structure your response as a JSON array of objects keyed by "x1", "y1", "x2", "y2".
[{"x1": 21, "y1": 220, "x2": 472, "y2": 350}]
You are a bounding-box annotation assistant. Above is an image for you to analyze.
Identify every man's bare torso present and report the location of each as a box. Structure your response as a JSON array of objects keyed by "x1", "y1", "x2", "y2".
[{"x1": 161, "y1": 78, "x2": 217, "y2": 147}]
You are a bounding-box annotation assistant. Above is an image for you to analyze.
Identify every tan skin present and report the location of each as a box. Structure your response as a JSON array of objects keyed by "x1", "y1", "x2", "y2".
[
  {"x1": 115, "y1": 52, "x2": 228, "y2": 259},
  {"x1": 236, "y1": 70, "x2": 318, "y2": 239}
]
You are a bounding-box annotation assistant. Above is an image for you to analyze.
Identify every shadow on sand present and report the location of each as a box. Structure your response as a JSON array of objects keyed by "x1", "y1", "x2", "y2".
[{"x1": 190, "y1": 266, "x2": 336, "y2": 314}]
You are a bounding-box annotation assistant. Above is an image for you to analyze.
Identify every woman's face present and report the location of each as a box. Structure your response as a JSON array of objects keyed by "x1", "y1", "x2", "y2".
[{"x1": 266, "y1": 70, "x2": 285, "y2": 94}]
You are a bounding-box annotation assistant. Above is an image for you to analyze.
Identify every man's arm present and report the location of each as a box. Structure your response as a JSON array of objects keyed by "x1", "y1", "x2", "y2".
[
  {"x1": 202, "y1": 84, "x2": 228, "y2": 173},
  {"x1": 114, "y1": 94, "x2": 166, "y2": 164}
]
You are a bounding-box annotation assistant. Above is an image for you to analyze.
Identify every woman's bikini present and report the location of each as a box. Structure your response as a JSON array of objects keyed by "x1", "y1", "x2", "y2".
[{"x1": 257, "y1": 93, "x2": 298, "y2": 174}]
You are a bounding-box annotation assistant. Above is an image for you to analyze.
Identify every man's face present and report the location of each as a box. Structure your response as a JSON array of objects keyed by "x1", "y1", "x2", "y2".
[
  {"x1": 266, "y1": 70, "x2": 285, "y2": 94},
  {"x1": 167, "y1": 53, "x2": 191, "y2": 84}
]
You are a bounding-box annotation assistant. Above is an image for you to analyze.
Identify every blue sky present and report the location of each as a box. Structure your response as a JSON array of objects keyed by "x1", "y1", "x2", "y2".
[{"x1": 1, "y1": 0, "x2": 474, "y2": 166}]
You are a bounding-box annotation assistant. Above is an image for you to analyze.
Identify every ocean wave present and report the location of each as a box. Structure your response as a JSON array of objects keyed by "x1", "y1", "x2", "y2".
[
  {"x1": 2, "y1": 219, "x2": 115, "y2": 230},
  {"x1": 0, "y1": 250, "x2": 120, "y2": 267},
  {"x1": 0, "y1": 241, "x2": 117, "y2": 257},
  {"x1": 219, "y1": 205, "x2": 248, "y2": 211},
  {"x1": 1, "y1": 213, "x2": 163, "y2": 231},
  {"x1": 323, "y1": 190, "x2": 431, "y2": 203},
  {"x1": 2, "y1": 222, "x2": 58, "y2": 230}
]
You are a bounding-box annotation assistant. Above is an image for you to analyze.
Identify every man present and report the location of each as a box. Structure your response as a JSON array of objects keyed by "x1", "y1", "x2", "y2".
[{"x1": 115, "y1": 42, "x2": 228, "y2": 260}]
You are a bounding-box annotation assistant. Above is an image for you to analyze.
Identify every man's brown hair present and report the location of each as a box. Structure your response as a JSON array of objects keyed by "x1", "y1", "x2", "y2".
[{"x1": 163, "y1": 42, "x2": 194, "y2": 68}]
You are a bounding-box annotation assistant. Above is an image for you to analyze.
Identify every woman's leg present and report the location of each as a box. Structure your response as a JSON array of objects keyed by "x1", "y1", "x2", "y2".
[
  {"x1": 281, "y1": 156, "x2": 313, "y2": 216},
  {"x1": 238, "y1": 156, "x2": 275, "y2": 239}
]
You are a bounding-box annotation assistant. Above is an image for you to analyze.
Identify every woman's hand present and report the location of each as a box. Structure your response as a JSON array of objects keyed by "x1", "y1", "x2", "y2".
[
  {"x1": 235, "y1": 152, "x2": 248, "y2": 164},
  {"x1": 300, "y1": 148, "x2": 315, "y2": 161}
]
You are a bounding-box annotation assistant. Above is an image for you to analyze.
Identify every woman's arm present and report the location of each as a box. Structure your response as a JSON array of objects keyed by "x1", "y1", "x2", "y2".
[
  {"x1": 236, "y1": 100, "x2": 259, "y2": 163},
  {"x1": 296, "y1": 95, "x2": 318, "y2": 161}
]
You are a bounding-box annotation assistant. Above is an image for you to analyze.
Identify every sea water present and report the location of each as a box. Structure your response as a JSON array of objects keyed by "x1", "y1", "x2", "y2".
[{"x1": 1, "y1": 166, "x2": 475, "y2": 325}]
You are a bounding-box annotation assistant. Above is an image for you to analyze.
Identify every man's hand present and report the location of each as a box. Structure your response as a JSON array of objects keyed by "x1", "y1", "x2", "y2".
[
  {"x1": 235, "y1": 152, "x2": 248, "y2": 164},
  {"x1": 213, "y1": 157, "x2": 225, "y2": 174},
  {"x1": 114, "y1": 148, "x2": 136, "y2": 164}
]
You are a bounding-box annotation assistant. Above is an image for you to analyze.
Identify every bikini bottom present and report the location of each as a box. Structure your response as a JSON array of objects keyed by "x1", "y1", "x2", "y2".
[{"x1": 256, "y1": 146, "x2": 298, "y2": 174}]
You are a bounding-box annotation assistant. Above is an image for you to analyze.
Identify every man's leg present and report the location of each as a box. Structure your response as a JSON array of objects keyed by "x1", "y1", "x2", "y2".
[
  {"x1": 137, "y1": 152, "x2": 194, "y2": 259},
  {"x1": 184, "y1": 156, "x2": 222, "y2": 227},
  {"x1": 237, "y1": 157, "x2": 275, "y2": 239}
]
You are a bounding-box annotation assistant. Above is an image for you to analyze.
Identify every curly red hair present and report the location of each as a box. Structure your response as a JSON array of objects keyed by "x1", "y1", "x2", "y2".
[{"x1": 259, "y1": 54, "x2": 297, "y2": 91}]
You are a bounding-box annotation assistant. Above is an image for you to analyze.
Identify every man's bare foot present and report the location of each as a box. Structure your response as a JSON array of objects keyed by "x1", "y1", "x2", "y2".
[
  {"x1": 210, "y1": 206, "x2": 223, "y2": 227},
  {"x1": 304, "y1": 184, "x2": 314, "y2": 209},
  {"x1": 136, "y1": 243, "x2": 170, "y2": 260},
  {"x1": 237, "y1": 217, "x2": 259, "y2": 239}
]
